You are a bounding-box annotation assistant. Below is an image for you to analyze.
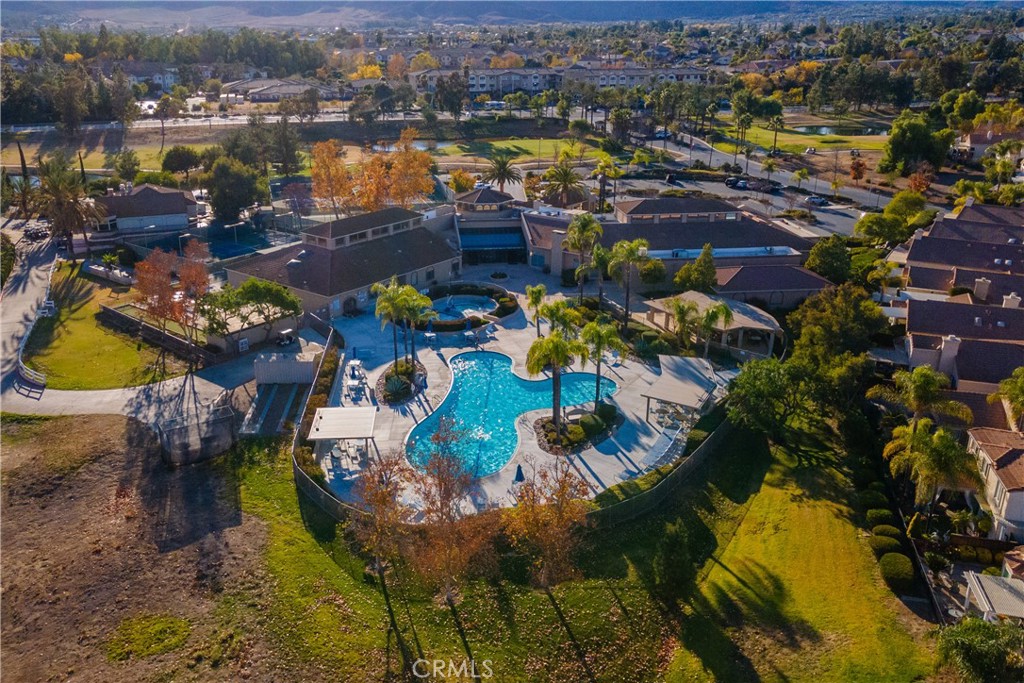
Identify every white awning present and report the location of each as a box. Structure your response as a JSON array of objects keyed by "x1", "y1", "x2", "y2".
[
  {"x1": 641, "y1": 355, "x2": 718, "y2": 411},
  {"x1": 307, "y1": 406, "x2": 377, "y2": 441},
  {"x1": 965, "y1": 571, "x2": 1024, "y2": 620}
]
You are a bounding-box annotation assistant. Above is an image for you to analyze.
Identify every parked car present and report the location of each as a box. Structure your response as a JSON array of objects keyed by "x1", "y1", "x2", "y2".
[
  {"x1": 725, "y1": 176, "x2": 740, "y2": 187},
  {"x1": 654, "y1": 129, "x2": 671, "y2": 139},
  {"x1": 805, "y1": 147, "x2": 817, "y2": 154},
  {"x1": 805, "y1": 195, "x2": 828, "y2": 206},
  {"x1": 276, "y1": 329, "x2": 296, "y2": 347},
  {"x1": 736, "y1": 179, "x2": 748, "y2": 190},
  {"x1": 849, "y1": 149, "x2": 861, "y2": 157}
]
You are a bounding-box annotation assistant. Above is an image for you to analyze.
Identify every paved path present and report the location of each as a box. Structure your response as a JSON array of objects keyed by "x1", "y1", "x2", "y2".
[{"x1": 1, "y1": 222, "x2": 255, "y2": 425}]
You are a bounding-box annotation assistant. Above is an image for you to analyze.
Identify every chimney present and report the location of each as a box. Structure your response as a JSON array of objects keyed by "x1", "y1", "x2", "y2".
[
  {"x1": 938, "y1": 335, "x2": 961, "y2": 378},
  {"x1": 1004, "y1": 292, "x2": 1022, "y2": 309},
  {"x1": 974, "y1": 277, "x2": 991, "y2": 301}
]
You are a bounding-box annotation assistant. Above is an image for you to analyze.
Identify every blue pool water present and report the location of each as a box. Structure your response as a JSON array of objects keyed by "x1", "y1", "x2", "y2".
[
  {"x1": 432, "y1": 295, "x2": 497, "y2": 321},
  {"x1": 406, "y1": 351, "x2": 617, "y2": 477}
]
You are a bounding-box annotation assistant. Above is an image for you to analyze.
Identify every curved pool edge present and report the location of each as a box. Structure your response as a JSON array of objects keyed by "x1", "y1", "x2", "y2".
[{"x1": 401, "y1": 349, "x2": 618, "y2": 479}]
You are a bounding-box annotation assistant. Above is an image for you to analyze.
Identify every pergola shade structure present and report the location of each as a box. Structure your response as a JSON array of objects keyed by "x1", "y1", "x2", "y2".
[
  {"x1": 307, "y1": 406, "x2": 378, "y2": 453},
  {"x1": 644, "y1": 291, "x2": 783, "y2": 359},
  {"x1": 963, "y1": 572, "x2": 1024, "y2": 623},
  {"x1": 640, "y1": 355, "x2": 719, "y2": 423}
]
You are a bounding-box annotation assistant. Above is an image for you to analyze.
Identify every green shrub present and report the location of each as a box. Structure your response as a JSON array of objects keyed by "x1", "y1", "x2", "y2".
[
  {"x1": 906, "y1": 511, "x2": 924, "y2": 538},
  {"x1": 925, "y1": 551, "x2": 951, "y2": 576},
  {"x1": 867, "y1": 508, "x2": 895, "y2": 527},
  {"x1": 579, "y1": 414, "x2": 606, "y2": 438},
  {"x1": 976, "y1": 547, "x2": 993, "y2": 565},
  {"x1": 873, "y1": 525, "x2": 903, "y2": 539},
  {"x1": 596, "y1": 402, "x2": 618, "y2": 424},
  {"x1": 868, "y1": 481, "x2": 888, "y2": 494},
  {"x1": 565, "y1": 424, "x2": 586, "y2": 447},
  {"x1": 869, "y1": 536, "x2": 902, "y2": 557},
  {"x1": 982, "y1": 566, "x2": 1002, "y2": 576},
  {"x1": 858, "y1": 490, "x2": 890, "y2": 509},
  {"x1": 0, "y1": 233, "x2": 15, "y2": 288},
  {"x1": 851, "y1": 467, "x2": 877, "y2": 490},
  {"x1": 879, "y1": 553, "x2": 915, "y2": 594},
  {"x1": 957, "y1": 546, "x2": 978, "y2": 562}
]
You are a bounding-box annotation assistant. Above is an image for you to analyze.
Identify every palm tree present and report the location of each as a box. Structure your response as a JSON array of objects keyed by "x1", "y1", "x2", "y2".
[
  {"x1": 669, "y1": 299, "x2": 700, "y2": 351},
  {"x1": 699, "y1": 301, "x2": 734, "y2": 359},
  {"x1": 589, "y1": 243, "x2": 612, "y2": 311},
  {"x1": 482, "y1": 150, "x2": 522, "y2": 193},
  {"x1": 988, "y1": 366, "x2": 1024, "y2": 429},
  {"x1": 564, "y1": 213, "x2": 603, "y2": 304},
  {"x1": 607, "y1": 238, "x2": 650, "y2": 331},
  {"x1": 526, "y1": 332, "x2": 588, "y2": 432},
  {"x1": 768, "y1": 114, "x2": 785, "y2": 154},
  {"x1": 525, "y1": 283, "x2": 547, "y2": 337},
  {"x1": 792, "y1": 168, "x2": 810, "y2": 189},
  {"x1": 11, "y1": 176, "x2": 36, "y2": 218},
  {"x1": 884, "y1": 419, "x2": 982, "y2": 505},
  {"x1": 581, "y1": 321, "x2": 628, "y2": 408},
  {"x1": 867, "y1": 366, "x2": 973, "y2": 433},
  {"x1": 705, "y1": 101, "x2": 719, "y2": 136},
  {"x1": 743, "y1": 146, "x2": 754, "y2": 175},
  {"x1": 403, "y1": 290, "x2": 435, "y2": 366},
  {"x1": 543, "y1": 163, "x2": 584, "y2": 208},
  {"x1": 539, "y1": 299, "x2": 582, "y2": 338},
  {"x1": 372, "y1": 276, "x2": 407, "y2": 373},
  {"x1": 37, "y1": 151, "x2": 102, "y2": 263},
  {"x1": 762, "y1": 158, "x2": 778, "y2": 183},
  {"x1": 591, "y1": 153, "x2": 623, "y2": 209}
]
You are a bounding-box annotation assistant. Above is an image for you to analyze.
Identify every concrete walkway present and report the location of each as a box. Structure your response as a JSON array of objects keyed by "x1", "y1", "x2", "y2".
[{"x1": 0, "y1": 223, "x2": 258, "y2": 426}]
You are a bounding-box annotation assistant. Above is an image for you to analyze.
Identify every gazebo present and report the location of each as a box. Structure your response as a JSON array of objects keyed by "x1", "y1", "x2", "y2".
[
  {"x1": 640, "y1": 355, "x2": 720, "y2": 424},
  {"x1": 644, "y1": 291, "x2": 783, "y2": 359},
  {"x1": 307, "y1": 406, "x2": 378, "y2": 455}
]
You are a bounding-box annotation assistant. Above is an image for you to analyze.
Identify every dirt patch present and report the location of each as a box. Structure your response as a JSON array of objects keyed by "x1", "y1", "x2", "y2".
[{"x1": 0, "y1": 414, "x2": 308, "y2": 682}]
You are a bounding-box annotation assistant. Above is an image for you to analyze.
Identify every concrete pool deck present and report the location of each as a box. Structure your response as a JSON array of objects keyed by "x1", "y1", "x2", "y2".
[{"x1": 320, "y1": 263, "x2": 731, "y2": 511}]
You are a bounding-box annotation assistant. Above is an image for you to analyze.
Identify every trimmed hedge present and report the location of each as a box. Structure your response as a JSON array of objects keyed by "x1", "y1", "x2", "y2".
[
  {"x1": 579, "y1": 414, "x2": 606, "y2": 438},
  {"x1": 872, "y1": 525, "x2": 903, "y2": 539},
  {"x1": 867, "y1": 481, "x2": 888, "y2": 495},
  {"x1": 869, "y1": 536, "x2": 902, "y2": 557},
  {"x1": 858, "y1": 490, "x2": 890, "y2": 509},
  {"x1": 596, "y1": 402, "x2": 617, "y2": 424},
  {"x1": 866, "y1": 508, "x2": 896, "y2": 527},
  {"x1": 879, "y1": 553, "x2": 915, "y2": 594}
]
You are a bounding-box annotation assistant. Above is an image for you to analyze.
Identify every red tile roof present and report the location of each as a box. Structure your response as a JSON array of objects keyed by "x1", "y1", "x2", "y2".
[
  {"x1": 971, "y1": 428, "x2": 1024, "y2": 490},
  {"x1": 715, "y1": 264, "x2": 832, "y2": 292}
]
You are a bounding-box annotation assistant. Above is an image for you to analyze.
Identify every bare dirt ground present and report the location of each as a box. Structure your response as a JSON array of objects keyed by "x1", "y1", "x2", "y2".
[{"x1": 0, "y1": 415, "x2": 298, "y2": 682}]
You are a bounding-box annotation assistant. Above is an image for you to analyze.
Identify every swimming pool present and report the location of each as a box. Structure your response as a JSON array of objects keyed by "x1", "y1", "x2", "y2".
[
  {"x1": 432, "y1": 295, "x2": 498, "y2": 321},
  {"x1": 405, "y1": 351, "x2": 617, "y2": 477}
]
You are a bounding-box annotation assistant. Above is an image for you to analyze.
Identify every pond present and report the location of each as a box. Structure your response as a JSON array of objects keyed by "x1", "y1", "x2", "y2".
[
  {"x1": 792, "y1": 125, "x2": 890, "y2": 136},
  {"x1": 371, "y1": 140, "x2": 455, "y2": 152}
]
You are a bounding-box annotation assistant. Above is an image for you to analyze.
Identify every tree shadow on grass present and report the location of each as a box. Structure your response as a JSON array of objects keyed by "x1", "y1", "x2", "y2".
[{"x1": 545, "y1": 588, "x2": 598, "y2": 683}]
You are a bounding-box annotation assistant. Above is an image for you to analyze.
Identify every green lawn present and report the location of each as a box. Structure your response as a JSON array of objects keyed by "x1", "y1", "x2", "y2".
[
  {"x1": 218, "y1": 414, "x2": 933, "y2": 681},
  {"x1": 714, "y1": 123, "x2": 888, "y2": 155},
  {"x1": 22, "y1": 263, "x2": 188, "y2": 390},
  {"x1": 432, "y1": 137, "x2": 602, "y2": 164},
  {"x1": 667, "y1": 421, "x2": 933, "y2": 682},
  {"x1": 0, "y1": 140, "x2": 214, "y2": 172}
]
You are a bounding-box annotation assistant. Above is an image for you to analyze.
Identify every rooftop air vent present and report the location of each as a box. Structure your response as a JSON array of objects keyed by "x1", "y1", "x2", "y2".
[
  {"x1": 287, "y1": 259, "x2": 301, "y2": 266},
  {"x1": 974, "y1": 317, "x2": 983, "y2": 326},
  {"x1": 997, "y1": 321, "x2": 1007, "y2": 328}
]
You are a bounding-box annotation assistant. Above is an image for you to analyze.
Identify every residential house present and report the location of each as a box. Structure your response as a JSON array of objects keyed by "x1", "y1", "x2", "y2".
[
  {"x1": 969, "y1": 428, "x2": 1024, "y2": 541},
  {"x1": 225, "y1": 208, "x2": 461, "y2": 317},
  {"x1": 953, "y1": 129, "x2": 1024, "y2": 163},
  {"x1": 714, "y1": 264, "x2": 833, "y2": 309}
]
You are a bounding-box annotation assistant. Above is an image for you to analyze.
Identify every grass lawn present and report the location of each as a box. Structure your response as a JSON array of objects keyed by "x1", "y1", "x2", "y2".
[
  {"x1": 219, "y1": 410, "x2": 933, "y2": 681},
  {"x1": 667, "y1": 420, "x2": 933, "y2": 682},
  {"x1": 0, "y1": 137, "x2": 214, "y2": 172},
  {"x1": 22, "y1": 263, "x2": 188, "y2": 390},
  {"x1": 713, "y1": 123, "x2": 888, "y2": 156},
  {"x1": 432, "y1": 137, "x2": 602, "y2": 164}
]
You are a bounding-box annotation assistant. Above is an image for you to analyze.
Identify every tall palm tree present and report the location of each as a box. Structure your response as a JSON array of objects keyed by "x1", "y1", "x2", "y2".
[
  {"x1": 543, "y1": 163, "x2": 584, "y2": 208},
  {"x1": 669, "y1": 299, "x2": 700, "y2": 351},
  {"x1": 581, "y1": 321, "x2": 628, "y2": 408},
  {"x1": 403, "y1": 290, "x2": 435, "y2": 366},
  {"x1": 762, "y1": 158, "x2": 778, "y2": 183},
  {"x1": 525, "y1": 283, "x2": 547, "y2": 337},
  {"x1": 11, "y1": 176, "x2": 36, "y2": 219},
  {"x1": 867, "y1": 366, "x2": 973, "y2": 433},
  {"x1": 589, "y1": 243, "x2": 612, "y2": 311},
  {"x1": 705, "y1": 101, "x2": 719, "y2": 136},
  {"x1": 372, "y1": 276, "x2": 407, "y2": 373},
  {"x1": 564, "y1": 213, "x2": 603, "y2": 304},
  {"x1": 37, "y1": 151, "x2": 102, "y2": 263},
  {"x1": 539, "y1": 300, "x2": 582, "y2": 338},
  {"x1": 481, "y1": 150, "x2": 522, "y2": 193},
  {"x1": 607, "y1": 238, "x2": 650, "y2": 331},
  {"x1": 768, "y1": 114, "x2": 785, "y2": 153},
  {"x1": 743, "y1": 146, "x2": 754, "y2": 175},
  {"x1": 699, "y1": 301, "x2": 734, "y2": 359},
  {"x1": 591, "y1": 152, "x2": 623, "y2": 209},
  {"x1": 884, "y1": 419, "x2": 982, "y2": 505},
  {"x1": 792, "y1": 168, "x2": 810, "y2": 189},
  {"x1": 526, "y1": 332, "x2": 588, "y2": 432}
]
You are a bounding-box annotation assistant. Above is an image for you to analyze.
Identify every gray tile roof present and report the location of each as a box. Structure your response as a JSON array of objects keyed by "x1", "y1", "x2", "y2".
[
  {"x1": 301, "y1": 208, "x2": 422, "y2": 240},
  {"x1": 906, "y1": 236, "x2": 1024, "y2": 275}
]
